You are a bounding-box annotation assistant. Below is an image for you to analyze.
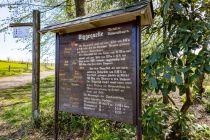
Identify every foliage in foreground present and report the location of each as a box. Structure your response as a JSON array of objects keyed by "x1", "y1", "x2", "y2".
[
  {"x1": 0, "y1": 76, "x2": 209, "y2": 140},
  {"x1": 142, "y1": 0, "x2": 210, "y2": 113},
  {"x1": 142, "y1": 98, "x2": 210, "y2": 140}
]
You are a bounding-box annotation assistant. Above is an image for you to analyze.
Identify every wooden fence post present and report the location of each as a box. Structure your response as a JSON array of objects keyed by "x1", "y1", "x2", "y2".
[
  {"x1": 32, "y1": 10, "x2": 41, "y2": 121},
  {"x1": 9, "y1": 10, "x2": 41, "y2": 125}
]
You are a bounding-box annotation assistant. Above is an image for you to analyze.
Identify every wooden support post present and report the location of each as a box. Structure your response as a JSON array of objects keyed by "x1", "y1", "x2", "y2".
[
  {"x1": 136, "y1": 16, "x2": 142, "y2": 140},
  {"x1": 32, "y1": 10, "x2": 40, "y2": 121},
  {"x1": 54, "y1": 33, "x2": 60, "y2": 140},
  {"x1": 9, "y1": 10, "x2": 41, "y2": 124}
]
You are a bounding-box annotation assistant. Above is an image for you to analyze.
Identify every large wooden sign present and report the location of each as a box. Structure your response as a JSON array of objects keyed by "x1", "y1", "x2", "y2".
[
  {"x1": 57, "y1": 21, "x2": 138, "y2": 124},
  {"x1": 41, "y1": 1, "x2": 154, "y2": 139}
]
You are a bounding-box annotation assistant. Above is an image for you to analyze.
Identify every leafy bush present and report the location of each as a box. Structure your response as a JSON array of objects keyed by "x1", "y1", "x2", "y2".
[
  {"x1": 88, "y1": 119, "x2": 135, "y2": 140},
  {"x1": 141, "y1": 97, "x2": 210, "y2": 140},
  {"x1": 142, "y1": 101, "x2": 173, "y2": 139},
  {"x1": 206, "y1": 103, "x2": 210, "y2": 113},
  {"x1": 205, "y1": 91, "x2": 210, "y2": 113},
  {"x1": 192, "y1": 124, "x2": 210, "y2": 140},
  {"x1": 169, "y1": 110, "x2": 195, "y2": 139}
]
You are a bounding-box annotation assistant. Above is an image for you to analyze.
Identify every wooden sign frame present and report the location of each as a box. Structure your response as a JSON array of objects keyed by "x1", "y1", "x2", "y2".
[{"x1": 54, "y1": 16, "x2": 142, "y2": 140}]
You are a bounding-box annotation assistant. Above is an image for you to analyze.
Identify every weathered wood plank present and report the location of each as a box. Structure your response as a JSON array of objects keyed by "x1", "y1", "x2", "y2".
[
  {"x1": 32, "y1": 10, "x2": 40, "y2": 121},
  {"x1": 9, "y1": 23, "x2": 33, "y2": 27}
]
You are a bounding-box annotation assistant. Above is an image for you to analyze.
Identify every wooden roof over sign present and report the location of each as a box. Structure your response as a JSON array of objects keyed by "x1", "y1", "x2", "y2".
[{"x1": 41, "y1": 0, "x2": 154, "y2": 34}]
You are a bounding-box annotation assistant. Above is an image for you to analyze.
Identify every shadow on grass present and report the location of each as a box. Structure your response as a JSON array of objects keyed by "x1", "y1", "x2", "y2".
[
  {"x1": 0, "y1": 76, "x2": 54, "y2": 136},
  {"x1": 0, "y1": 101, "x2": 27, "y2": 108},
  {"x1": 0, "y1": 76, "x2": 54, "y2": 99},
  {"x1": 0, "y1": 120, "x2": 54, "y2": 140},
  {"x1": 0, "y1": 104, "x2": 55, "y2": 140},
  {"x1": 0, "y1": 84, "x2": 32, "y2": 100}
]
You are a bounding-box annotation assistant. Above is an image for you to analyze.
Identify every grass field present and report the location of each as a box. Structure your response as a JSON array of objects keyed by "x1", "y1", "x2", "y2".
[
  {"x1": 0, "y1": 76, "x2": 136, "y2": 140},
  {"x1": 0, "y1": 76, "x2": 55, "y2": 139},
  {"x1": 0, "y1": 60, "x2": 54, "y2": 78}
]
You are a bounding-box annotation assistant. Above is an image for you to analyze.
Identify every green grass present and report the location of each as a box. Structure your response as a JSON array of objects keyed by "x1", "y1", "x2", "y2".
[
  {"x1": 0, "y1": 60, "x2": 54, "y2": 78},
  {"x1": 0, "y1": 76, "x2": 55, "y2": 139},
  {"x1": 0, "y1": 76, "x2": 136, "y2": 140}
]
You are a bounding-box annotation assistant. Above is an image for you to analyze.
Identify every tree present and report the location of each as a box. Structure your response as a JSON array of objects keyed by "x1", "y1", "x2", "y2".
[
  {"x1": 74, "y1": 0, "x2": 85, "y2": 17},
  {"x1": 1, "y1": 0, "x2": 143, "y2": 60},
  {"x1": 142, "y1": 0, "x2": 209, "y2": 113}
]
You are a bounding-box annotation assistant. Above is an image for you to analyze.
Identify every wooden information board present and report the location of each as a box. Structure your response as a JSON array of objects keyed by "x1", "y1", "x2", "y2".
[{"x1": 57, "y1": 21, "x2": 138, "y2": 124}]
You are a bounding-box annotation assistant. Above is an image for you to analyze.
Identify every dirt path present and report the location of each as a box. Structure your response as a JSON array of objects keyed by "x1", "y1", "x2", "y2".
[{"x1": 0, "y1": 71, "x2": 54, "y2": 90}]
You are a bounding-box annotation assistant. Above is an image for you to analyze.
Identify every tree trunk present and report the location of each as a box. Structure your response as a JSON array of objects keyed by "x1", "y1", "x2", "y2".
[
  {"x1": 74, "y1": 0, "x2": 86, "y2": 17},
  {"x1": 195, "y1": 44, "x2": 207, "y2": 101},
  {"x1": 196, "y1": 73, "x2": 205, "y2": 101},
  {"x1": 163, "y1": 95, "x2": 169, "y2": 104},
  {"x1": 180, "y1": 59, "x2": 193, "y2": 113},
  {"x1": 180, "y1": 87, "x2": 193, "y2": 113},
  {"x1": 162, "y1": 17, "x2": 169, "y2": 105},
  {"x1": 66, "y1": 0, "x2": 74, "y2": 18}
]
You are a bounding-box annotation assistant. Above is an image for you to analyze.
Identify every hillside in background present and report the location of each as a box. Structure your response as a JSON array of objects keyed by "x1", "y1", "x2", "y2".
[{"x1": 0, "y1": 60, "x2": 54, "y2": 78}]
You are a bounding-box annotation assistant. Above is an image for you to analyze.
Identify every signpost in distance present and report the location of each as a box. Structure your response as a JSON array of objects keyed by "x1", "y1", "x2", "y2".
[{"x1": 9, "y1": 10, "x2": 41, "y2": 124}]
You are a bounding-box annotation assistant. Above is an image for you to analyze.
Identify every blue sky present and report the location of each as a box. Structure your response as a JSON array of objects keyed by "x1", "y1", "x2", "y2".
[{"x1": 0, "y1": 7, "x2": 32, "y2": 62}]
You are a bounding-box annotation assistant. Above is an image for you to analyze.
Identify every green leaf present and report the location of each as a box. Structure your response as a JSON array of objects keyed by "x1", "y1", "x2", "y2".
[
  {"x1": 204, "y1": 0, "x2": 209, "y2": 3},
  {"x1": 188, "y1": 74, "x2": 197, "y2": 83},
  {"x1": 163, "y1": 0, "x2": 171, "y2": 16},
  {"x1": 179, "y1": 28, "x2": 191, "y2": 33},
  {"x1": 181, "y1": 67, "x2": 190, "y2": 73},
  {"x1": 204, "y1": 65, "x2": 210, "y2": 72},
  {"x1": 162, "y1": 88, "x2": 169, "y2": 96},
  {"x1": 171, "y1": 84, "x2": 176, "y2": 92},
  {"x1": 174, "y1": 3, "x2": 183, "y2": 11},
  {"x1": 145, "y1": 66, "x2": 151, "y2": 74},
  {"x1": 149, "y1": 52, "x2": 160, "y2": 65},
  {"x1": 175, "y1": 74, "x2": 183, "y2": 85},
  {"x1": 183, "y1": 34, "x2": 190, "y2": 44},
  {"x1": 166, "y1": 66, "x2": 172, "y2": 71},
  {"x1": 155, "y1": 68, "x2": 162, "y2": 75},
  {"x1": 164, "y1": 73, "x2": 171, "y2": 80},
  {"x1": 193, "y1": 85, "x2": 199, "y2": 93},
  {"x1": 171, "y1": 47, "x2": 178, "y2": 57},
  {"x1": 177, "y1": 59, "x2": 183, "y2": 66},
  {"x1": 195, "y1": 69, "x2": 202, "y2": 75},
  {"x1": 149, "y1": 77, "x2": 158, "y2": 89},
  {"x1": 178, "y1": 85, "x2": 186, "y2": 96}
]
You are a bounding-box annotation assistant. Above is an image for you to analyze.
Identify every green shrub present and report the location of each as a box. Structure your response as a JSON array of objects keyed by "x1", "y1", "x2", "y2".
[
  {"x1": 205, "y1": 91, "x2": 210, "y2": 113},
  {"x1": 206, "y1": 103, "x2": 210, "y2": 113},
  {"x1": 169, "y1": 110, "x2": 195, "y2": 139},
  {"x1": 192, "y1": 124, "x2": 210, "y2": 140},
  {"x1": 88, "y1": 119, "x2": 135, "y2": 140},
  {"x1": 141, "y1": 97, "x2": 209, "y2": 140},
  {"x1": 142, "y1": 102, "x2": 173, "y2": 140}
]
